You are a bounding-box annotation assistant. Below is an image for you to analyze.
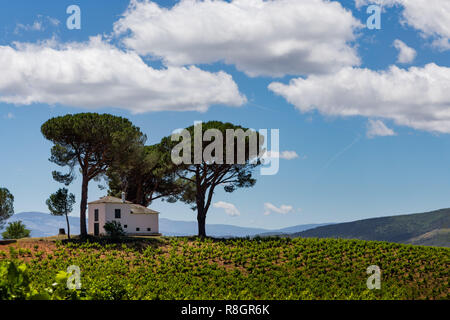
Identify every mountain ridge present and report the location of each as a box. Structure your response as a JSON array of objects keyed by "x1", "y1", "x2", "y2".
[
  {"x1": 1, "y1": 212, "x2": 327, "y2": 238},
  {"x1": 5, "y1": 208, "x2": 448, "y2": 246},
  {"x1": 292, "y1": 208, "x2": 450, "y2": 247}
]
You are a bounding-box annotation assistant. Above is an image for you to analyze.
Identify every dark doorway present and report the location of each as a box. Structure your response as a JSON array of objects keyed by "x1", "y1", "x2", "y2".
[{"x1": 94, "y1": 223, "x2": 99, "y2": 236}]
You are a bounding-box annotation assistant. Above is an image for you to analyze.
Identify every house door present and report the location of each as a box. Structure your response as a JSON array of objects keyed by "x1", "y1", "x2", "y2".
[{"x1": 94, "y1": 223, "x2": 99, "y2": 236}]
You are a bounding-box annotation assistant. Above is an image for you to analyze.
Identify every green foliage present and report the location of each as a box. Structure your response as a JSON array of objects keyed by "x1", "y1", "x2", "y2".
[
  {"x1": 41, "y1": 113, "x2": 146, "y2": 175},
  {"x1": 41, "y1": 113, "x2": 146, "y2": 236},
  {"x1": 46, "y1": 188, "x2": 75, "y2": 217},
  {"x1": 103, "y1": 221, "x2": 125, "y2": 238},
  {"x1": 3, "y1": 237, "x2": 449, "y2": 300},
  {"x1": 0, "y1": 260, "x2": 42, "y2": 299},
  {"x1": 0, "y1": 187, "x2": 14, "y2": 229},
  {"x1": 0, "y1": 260, "x2": 83, "y2": 300},
  {"x1": 159, "y1": 121, "x2": 264, "y2": 237},
  {"x1": 107, "y1": 144, "x2": 182, "y2": 207},
  {"x1": 2, "y1": 221, "x2": 30, "y2": 239},
  {"x1": 46, "y1": 188, "x2": 75, "y2": 239}
]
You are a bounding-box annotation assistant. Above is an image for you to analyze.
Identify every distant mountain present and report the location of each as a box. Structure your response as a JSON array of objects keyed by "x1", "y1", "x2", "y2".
[
  {"x1": 257, "y1": 223, "x2": 331, "y2": 237},
  {"x1": 2, "y1": 212, "x2": 80, "y2": 238},
  {"x1": 405, "y1": 228, "x2": 450, "y2": 247},
  {"x1": 292, "y1": 208, "x2": 450, "y2": 247},
  {"x1": 1, "y1": 212, "x2": 325, "y2": 239},
  {"x1": 159, "y1": 218, "x2": 268, "y2": 237},
  {"x1": 160, "y1": 218, "x2": 328, "y2": 237},
  {"x1": 4, "y1": 209, "x2": 449, "y2": 246}
]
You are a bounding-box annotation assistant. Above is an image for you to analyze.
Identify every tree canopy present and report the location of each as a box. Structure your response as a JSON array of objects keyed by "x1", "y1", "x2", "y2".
[
  {"x1": 0, "y1": 188, "x2": 14, "y2": 230},
  {"x1": 106, "y1": 144, "x2": 182, "y2": 207},
  {"x1": 46, "y1": 188, "x2": 76, "y2": 239},
  {"x1": 160, "y1": 121, "x2": 264, "y2": 237},
  {"x1": 41, "y1": 113, "x2": 146, "y2": 236}
]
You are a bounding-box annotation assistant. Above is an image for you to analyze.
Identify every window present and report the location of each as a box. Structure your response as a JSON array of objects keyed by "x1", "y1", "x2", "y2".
[
  {"x1": 124, "y1": 225, "x2": 127, "y2": 228},
  {"x1": 136, "y1": 227, "x2": 140, "y2": 231},
  {"x1": 115, "y1": 209, "x2": 121, "y2": 219},
  {"x1": 147, "y1": 228, "x2": 151, "y2": 232},
  {"x1": 94, "y1": 209, "x2": 99, "y2": 222}
]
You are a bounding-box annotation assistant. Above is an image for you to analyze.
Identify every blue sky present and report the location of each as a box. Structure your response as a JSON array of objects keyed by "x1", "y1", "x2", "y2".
[{"x1": 1, "y1": 0, "x2": 450, "y2": 230}]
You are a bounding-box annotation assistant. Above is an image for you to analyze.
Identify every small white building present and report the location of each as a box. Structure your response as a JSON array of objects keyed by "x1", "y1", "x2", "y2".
[{"x1": 88, "y1": 194, "x2": 159, "y2": 236}]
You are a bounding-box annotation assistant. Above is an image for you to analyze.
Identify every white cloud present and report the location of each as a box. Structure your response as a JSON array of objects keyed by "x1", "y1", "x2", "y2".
[
  {"x1": 269, "y1": 63, "x2": 450, "y2": 134},
  {"x1": 366, "y1": 119, "x2": 396, "y2": 138},
  {"x1": 263, "y1": 203, "x2": 294, "y2": 216},
  {"x1": 393, "y1": 39, "x2": 416, "y2": 64},
  {"x1": 47, "y1": 17, "x2": 61, "y2": 27},
  {"x1": 0, "y1": 37, "x2": 246, "y2": 113},
  {"x1": 263, "y1": 150, "x2": 300, "y2": 160},
  {"x1": 356, "y1": 0, "x2": 450, "y2": 50},
  {"x1": 213, "y1": 201, "x2": 240, "y2": 217},
  {"x1": 114, "y1": 0, "x2": 362, "y2": 77},
  {"x1": 15, "y1": 21, "x2": 43, "y2": 34},
  {"x1": 14, "y1": 16, "x2": 61, "y2": 34}
]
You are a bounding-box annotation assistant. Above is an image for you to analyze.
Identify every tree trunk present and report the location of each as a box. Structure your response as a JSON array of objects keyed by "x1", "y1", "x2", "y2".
[
  {"x1": 80, "y1": 175, "x2": 88, "y2": 237},
  {"x1": 65, "y1": 212, "x2": 71, "y2": 240},
  {"x1": 196, "y1": 188, "x2": 207, "y2": 237},
  {"x1": 197, "y1": 209, "x2": 206, "y2": 238}
]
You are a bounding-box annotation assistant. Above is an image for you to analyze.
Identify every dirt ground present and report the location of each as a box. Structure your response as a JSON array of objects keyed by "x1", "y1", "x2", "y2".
[{"x1": 0, "y1": 238, "x2": 59, "y2": 258}]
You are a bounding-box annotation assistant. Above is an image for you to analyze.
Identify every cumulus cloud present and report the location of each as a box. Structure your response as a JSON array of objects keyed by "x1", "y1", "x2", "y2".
[
  {"x1": 262, "y1": 150, "x2": 300, "y2": 160},
  {"x1": 356, "y1": 0, "x2": 450, "y2": 50},
  {"x1": 263, "y1": 203, "x2": 294, "y2": 216},
  {"x1": 269, "y1": 63, "x2": 450, "y2": 133},
  {"x1": 366, "y1": 119, "x2": 396, "y2": 138},
  {"x1": 213, "y1": 201, "x2": 240, "y2": 217},
  {"x1": 114, "y1": 0, "x2": 362, "y2": 77},
  {"x1": 0, "y1": 37, "x2": 246, "y2": 112},
  {"x1": 393, "y1": 39, "x2": 416, "y2": 64}
]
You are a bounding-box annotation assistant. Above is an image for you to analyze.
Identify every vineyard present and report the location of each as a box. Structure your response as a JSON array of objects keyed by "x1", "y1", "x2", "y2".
[{"x1": 0, "y1": 237, "x2": 449, "y2": 300}]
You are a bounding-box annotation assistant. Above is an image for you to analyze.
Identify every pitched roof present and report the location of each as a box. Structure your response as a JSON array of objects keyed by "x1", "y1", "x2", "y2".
[
  {"x1": 88, "y1": 196, "x2": 159, "y2": 214},
  {"x1": 88, "y1": 196, "x2": 133, "y2": 205},
  {"x1": 130, "y1": 204, "x2": 159, "y2": 215}
]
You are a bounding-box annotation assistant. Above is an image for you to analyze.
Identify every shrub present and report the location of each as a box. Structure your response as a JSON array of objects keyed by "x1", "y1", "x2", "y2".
[
  {"x1": 103, "y1": 221, "x2": 125, "y2": 238},
  {"x1": 2, "y1": 221, "x2": 30, "y2": 239},
  {"x1": 0, "y1": 260, "x2": 83, "y2": 300}
]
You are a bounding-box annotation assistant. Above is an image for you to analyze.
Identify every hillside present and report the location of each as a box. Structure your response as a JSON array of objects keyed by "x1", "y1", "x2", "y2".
[
  {"x1": 256, "y1": 223, "x2": 330, "y2": 237},
  {"x1": 3, "y1": 212, "x2": 81, "y2": 238},
  {"x1": 2, "y1": 212, "x2": 326, "y2": 238},
  {"x1": 406, "y1": 228, "x2": 450, "y2": 247},
  {"x1": 293, "y1": 208, "x2": 450, "y2": 247},
  {"x1": 159, "y1": 218, "x2": 269, "y2": 237},
  {"x1": 160, "y1": 218, "x2": 328, "y2": 237},
  {"x1": 1, "y1": 237, "x2": 448, "y2": 300}
]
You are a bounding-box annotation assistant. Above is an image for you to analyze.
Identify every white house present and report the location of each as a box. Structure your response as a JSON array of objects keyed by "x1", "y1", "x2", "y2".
[{"x1": 88, "y1": 193, "x2": 160, "y2": 236}]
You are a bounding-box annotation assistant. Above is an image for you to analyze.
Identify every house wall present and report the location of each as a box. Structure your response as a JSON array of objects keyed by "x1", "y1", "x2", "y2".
[
  {"x1": 88, "y1": 203, "x2": 107, "y2": 235},
  {"x1": 88, "y1": 202, "x2": 159, "y2": 235}
]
